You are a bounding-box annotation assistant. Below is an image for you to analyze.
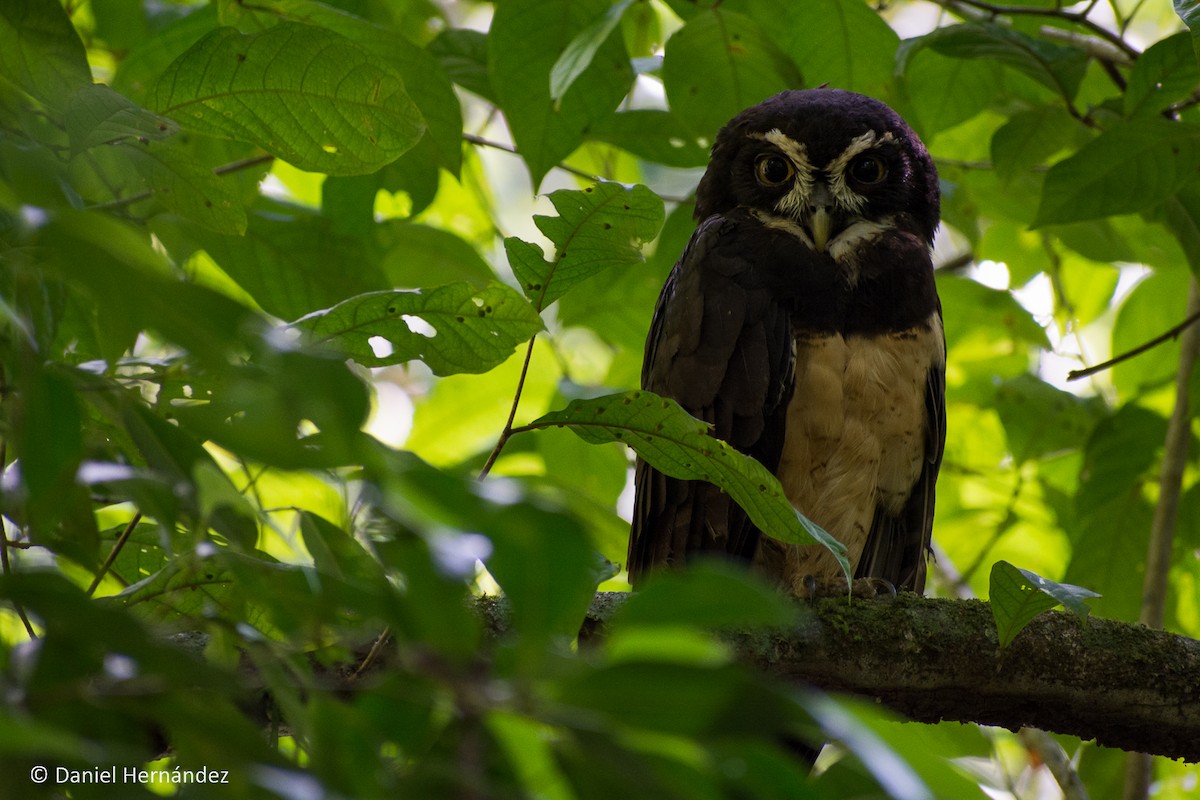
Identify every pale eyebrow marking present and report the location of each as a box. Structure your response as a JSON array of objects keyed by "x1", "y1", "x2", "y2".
[
  {"x1": 748, "y1": 128, "x2": 816, "y2": 219},
  {"x1": 826, "y1": 130, "x2": 896, "y2": 214}
]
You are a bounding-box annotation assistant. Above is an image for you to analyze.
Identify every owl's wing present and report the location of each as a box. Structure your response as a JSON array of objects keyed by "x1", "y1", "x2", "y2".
[
  {"x1": 856, "y1": 305, "x2": 946, "y2": 593},
  {"x1": 627, "y1": 212, "x2": 798, "y2": 584}
]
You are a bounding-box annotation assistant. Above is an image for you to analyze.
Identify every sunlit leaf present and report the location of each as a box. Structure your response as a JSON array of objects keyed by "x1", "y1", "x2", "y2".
[
  {"x1": 294, "y1": 282, "x2": 544, "y2": 375},
  {"x1": 550, "y1": 0, "x2": 636, "y2": 101},
  {"x1": 530, "y1": 391, "x2": 850, "y2": 574},
  {"x1": 505, "y1": 183, "x2": 664, "y2": 310},
  {"x1": 153, "y1": 23, "x2": 425, "y2": 174}
]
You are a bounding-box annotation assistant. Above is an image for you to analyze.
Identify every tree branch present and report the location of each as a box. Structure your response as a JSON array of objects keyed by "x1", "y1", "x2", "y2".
[{"x1": 574, "y1": 593, "x2": 1200, "y2": 763}]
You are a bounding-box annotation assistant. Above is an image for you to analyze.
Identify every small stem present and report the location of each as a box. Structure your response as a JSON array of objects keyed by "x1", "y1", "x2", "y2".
[
  {"x1": 478, "y1": 337, "x2": 538, "y2": 480},
  {"x1": 85, "y1": 153, "x2": 275, "y2": 212},
  {"x1": 86, "y1": 512, "x2": 142, "y2": 596}
]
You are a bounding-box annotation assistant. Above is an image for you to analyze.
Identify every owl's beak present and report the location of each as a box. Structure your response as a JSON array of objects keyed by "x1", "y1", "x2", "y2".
[
  {"x1": 804, "y1": 184, "x2": 838, "y2": 252},
  {"x1": 809, "y1": 207, "x2": 833, "y2": 252}
]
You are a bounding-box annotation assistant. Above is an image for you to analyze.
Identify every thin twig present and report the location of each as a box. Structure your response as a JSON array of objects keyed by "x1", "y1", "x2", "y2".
[
  {"x1": 1066, "y1": 308, "x2": 1200, "y2": 381},
  {"x1": 86, "y1": 512, "x2": 142, "y2": 596},
  {"x1": 1123, "y1": 280, "x2": 1200, "y2": 800},
  {"x1": 85, "y1": 153, "x2": 275, "y2": 212},
  {"x1": 0, "y1": 440, "x2": 36, "y2": 638},
  {"x1": 463, "y1": 132, "x2": 602, "y2": 184}
]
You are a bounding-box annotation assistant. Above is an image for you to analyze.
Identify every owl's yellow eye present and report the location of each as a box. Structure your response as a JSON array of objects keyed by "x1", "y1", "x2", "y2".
[
  {"x1": 755, "y1": 154, "x2": 795, "y2": 186},
  {"x1": 848, "y1": 154, "x2": 887, "y2": 186}
]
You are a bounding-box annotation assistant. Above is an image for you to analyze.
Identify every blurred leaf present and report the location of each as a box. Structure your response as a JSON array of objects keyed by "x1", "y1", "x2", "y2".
[
  {"x1": 299, "y1": 512, "x2": 389, "y2": 589},
  {"x1": 484, "y1": 491, "x2": 614, "y2": 673},
  {"x1": 990, "y1": 104, "x2": 1080, "y2": 180},
  {"x1": 153, "y1": 23, "x2": 425, "y2": 175},
  {"x1": 551, "y1": 0, "x2": 636, "y2": 101},
  {"x1": 994, "y1": 374, "x2": 1105, "y2": 462},
  {"x1": 587, "y1": 110, "x2": 710, "y2": 168},
  {"x1": 428, "y1": 28, "x2": 494, "y2": 102},
  {"x1": 990, "y1": 560, "x2": 1099, "y2": 649},
  {"x1": 489, "y1": 0, "x2": 633, "y2": 186},
  {"x1": 114, "y1": 140, "x2": 248, "y2": 234},
  {"x1": 0, "y1": 0, "x2": 92, "y2": 112},
  {"x1": 614, "y1": 560, "x2": 801, "y2": 629},
  {"x1": 294, "y1": 282, "x2": 543, "y2": 375},
  {"x1": 112, "y1": 3, "x2": 217, "y2": 104},
  {"x1": 661, "y1": 9, "x2": 800, "y2": 136},
  {"x1": 505, "y1": 183, "x2": 664, "y2": 309},
  {"x1": 186, "y1": 205, "x2": 387, "y2": 320},
  {"x1": 1034, "y1": 120, "x2": 1200, "y2": 226},
  {"x1": 378, "y1": 222, "x2": 496, "y2": 288},
  {"x1": 530, "y1": 391, "x2": 850, "y2": 573},
  {"x1": 1112, "y1": 269, "x2": 1191, "y2": 396}
]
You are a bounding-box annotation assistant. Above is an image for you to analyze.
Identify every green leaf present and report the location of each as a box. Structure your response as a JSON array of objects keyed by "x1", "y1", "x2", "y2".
[
  {"x1": 587, "y1": 110, "x2": 710, "y2": 168},
  {"x1": 118, "y1": 140, "x2": 248, "y2": 234},
  {"x1": 989, "y1": 104, "x2": 1080, "y2": 180},
  {"x1": 614, "y1": 560, "x2": 801, "y2": 629},
  {"x1": 733, "y1": 0, "x2": 899, "y2": 96},
  {"x1": 378, "y1": 222, "x2": 496, "y2": 289},
  {"x1": 489, "y1": 0, "x2": 634, "y2": 186},
  {"x1": 1125, "y1": 32, "x2": 1200, "y2": 118},
  {"x1": 903, "y1": 48, "x2": 1002, "y2": 137},
  {"x1": 484, "y1": 496, "x2": 614, "y2": 673},
  {"x1": 990, "y1": 561, "x2": 1099, "y2": 649},
  {"x1": 1176, "y1": 1, "x2": 1200, "y2": 41},
  {"x1": 182, "y1": 204, "x2": 387, "y2": 321},
  {"x1": 993, "y1": 374, "x2": 1105, "y2": 463},
  {"x1": 550, "y1": 0, "x2": 636, "y2": 101},
  {"x1": 221, "y1": 0, "x2": 463, "y2": 174},
  {"x1": 921, "y1": 22, "x2": 1088, "y2": 101},
  {"x1": 1033, "y1": 120, "x2": 1200, "y2": 226},
  {"x1": 64, "y1": 83, "x2": 179, "y2": 154},
  {"x1": 428, "y1": 28, "x2": 494, "y2": 103},
  {"x1": 530, "y1": 391, "x2": 850, "y2": 574},
  {"x1": 505, "y1": 183, "x2": 664, "y2": 310},
  {"x1": 0, "y1": 0, "x2": 92, "y2": 112},
  {"x1": 662, "y1": 9, "x2": 800, "y2": 136},
  {"x1": 294, "y1": 282, "x2": 545, "y2": 376},
  {"x1": 153, "y1": 23, "x2": 425, "y2": 175}
]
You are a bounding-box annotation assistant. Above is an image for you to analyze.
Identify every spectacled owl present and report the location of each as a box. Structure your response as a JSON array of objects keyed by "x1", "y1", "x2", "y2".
[{"x1": 628, "y1": 89, "x2": 945, "y2": 596}]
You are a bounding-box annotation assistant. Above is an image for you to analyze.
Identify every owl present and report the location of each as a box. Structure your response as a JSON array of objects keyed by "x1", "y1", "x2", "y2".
[{"x1": 628, "y1": 89, "x2": 945, "y2": 597}]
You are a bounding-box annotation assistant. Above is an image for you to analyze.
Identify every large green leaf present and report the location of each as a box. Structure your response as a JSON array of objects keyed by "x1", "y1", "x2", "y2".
[
  {"x1": 1034, "y1": 120, "x2": 1200, "y2": 226},
  {"x1": 731, "y1": 0, "x2": 899, "y2": 96},
  {"x1": 153, "y1": 22, "x2": 425, "y2": 175},
  {"x1": 994, "y1": 374, "x2": 1105, "y2": 463},
  {"x1": 488, "y1": 0, "x2": 634, "y2": 186},
  {"x1": 0, "y1": 0, "x2": 92, "y2": 111},
  {"x1": 294, "y1": 282, "x2": 544, "y2": 375},
  {"x1": 220, "y1": 0, "x2": 463, "y2": 175},
  {"x1": 529, "y1": 391, "x2": 850, "y2": 573},
  {"x1": 505, "y1": 183, "x2": 664, "y2": 310},
  {"x1": 662, "y1": 9, "x2": 800, "y2": 136}
]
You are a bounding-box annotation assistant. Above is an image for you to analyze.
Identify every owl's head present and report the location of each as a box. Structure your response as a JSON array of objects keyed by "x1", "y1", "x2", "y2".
[{"x1": 695, "y1": 89, "x2": 939, "y2": 251}]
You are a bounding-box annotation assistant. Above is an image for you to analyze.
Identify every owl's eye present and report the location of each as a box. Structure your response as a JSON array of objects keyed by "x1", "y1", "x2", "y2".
[
  {"x1": 848, "y1": 154, "x2": 887, "y2": 186},
  {"x1": 755, "y1": 154, "x2": 795, "y2": 186}
]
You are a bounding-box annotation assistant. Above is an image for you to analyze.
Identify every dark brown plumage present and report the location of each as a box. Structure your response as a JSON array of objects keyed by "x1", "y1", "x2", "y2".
[{"x1": 628, "y1": 89, "x2": 945, "y2": 596}]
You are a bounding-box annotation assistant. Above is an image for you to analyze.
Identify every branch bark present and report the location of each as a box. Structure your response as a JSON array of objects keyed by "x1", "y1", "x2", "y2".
[{"x1": 575, "y1": 592, "x2": 1200, "y2": 762}]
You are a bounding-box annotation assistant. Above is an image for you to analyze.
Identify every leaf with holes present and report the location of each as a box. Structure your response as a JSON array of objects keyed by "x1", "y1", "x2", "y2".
[
  {"x1": 530, "y1": 391, "x2": 849, "y2": 574},
  {"x1": 152, "y1": 22, "x2": 424, "y2": 175},
  {"x1": 505, "y1": 183, "x2": 664, "y2": 310},
  {"x1": 990, "y1": 561, "x2": 1100, "y2": 650},
  {"x1": 294, "y1": 283, "x2": 544, "y2": 376}
]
